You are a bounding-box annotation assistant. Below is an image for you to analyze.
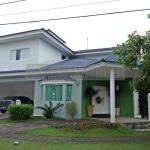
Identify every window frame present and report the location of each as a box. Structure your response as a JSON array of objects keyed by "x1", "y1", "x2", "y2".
[
  {"x1": 10, "y1": 48, "x2": 29, "y2": 61},
  {"x1": 45, "y1": 85, "x2": 63, "y2": 101},
  {"x1": 66, "y1": 84, "x2": 72, "y2": 101}
]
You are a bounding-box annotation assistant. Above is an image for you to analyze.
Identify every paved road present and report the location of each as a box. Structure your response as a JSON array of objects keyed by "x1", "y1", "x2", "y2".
[{"x1": 0, "y1": 112, "x2": 9, "y2": 120}]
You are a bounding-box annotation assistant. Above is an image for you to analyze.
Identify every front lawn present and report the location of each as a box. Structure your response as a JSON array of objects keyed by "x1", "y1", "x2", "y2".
[
  {"x1": 0, "y1": 138, "x2": 150, "y2": 150},
  {"x1": 18, "y1": 124, "x2": 150, "y2": 138}
]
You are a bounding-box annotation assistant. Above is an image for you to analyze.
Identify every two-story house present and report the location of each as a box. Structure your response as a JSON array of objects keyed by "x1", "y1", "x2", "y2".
[{"x1": 0, "y1": 28, "x2": 140, "y2": 122}]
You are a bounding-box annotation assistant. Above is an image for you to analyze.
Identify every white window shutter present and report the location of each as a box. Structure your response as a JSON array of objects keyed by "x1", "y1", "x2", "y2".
[
  {"x1": 20, "y1": 49, "x2": 29, "y2": 59},
  {"x1": 11, "y1": 50, "x2": 16, "y2": 60}
]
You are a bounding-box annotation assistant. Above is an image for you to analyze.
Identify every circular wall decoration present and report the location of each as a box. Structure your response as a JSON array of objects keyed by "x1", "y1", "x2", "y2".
[{"x1": 96, "y1": 96, "x2": 102, "y2": 104}]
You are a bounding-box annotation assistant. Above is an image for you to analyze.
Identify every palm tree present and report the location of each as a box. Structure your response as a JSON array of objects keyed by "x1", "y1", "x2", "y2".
[{"x1": 35, "y1": 101, "x2": 64, "y2": 119}]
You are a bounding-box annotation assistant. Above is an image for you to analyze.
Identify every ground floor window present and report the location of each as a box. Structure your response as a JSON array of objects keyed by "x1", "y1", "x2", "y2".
[
  {"x1": 66, "y1": 84, "x2": 72, "y2": 101},
  {"x1": 46, "y1": 85, "x2": 62, "y2": 101}
]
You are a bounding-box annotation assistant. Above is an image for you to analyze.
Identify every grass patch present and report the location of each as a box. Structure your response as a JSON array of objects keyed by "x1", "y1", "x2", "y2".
[
  {"x1": 18, "y1": 124, "x2": 150, "y2": 138},
  {"x1": 0, "y1": 116, "x2": 46, "y2": 124},
  {"x1": 0, "y1": 138, "x2": 150, "y2": 150}
]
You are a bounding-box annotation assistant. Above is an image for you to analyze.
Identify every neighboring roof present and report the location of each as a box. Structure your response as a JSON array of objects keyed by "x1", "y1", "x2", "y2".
[
  {"x1": 74, "y1": 47, "x2": 113, "y2": 54},
  {"x1": 39, "y1": 75, "x2": 76, "y2": 82}
]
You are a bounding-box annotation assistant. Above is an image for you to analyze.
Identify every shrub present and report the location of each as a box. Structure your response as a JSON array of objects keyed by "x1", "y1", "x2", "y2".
[
  {"x1": 66, "y1": 101, "x2": 77, "y2": 119},
  {"x1": 8, "y1": 104, "x2": 33, "y2": 120},
  {"x1": 35, "y1": 101, "x2": 64, "y2": 119}
]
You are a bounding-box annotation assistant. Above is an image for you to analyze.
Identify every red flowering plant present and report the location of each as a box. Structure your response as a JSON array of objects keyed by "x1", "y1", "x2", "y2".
[{"x1": 55, "y1": 120, "x2": 118, "y2": 132}]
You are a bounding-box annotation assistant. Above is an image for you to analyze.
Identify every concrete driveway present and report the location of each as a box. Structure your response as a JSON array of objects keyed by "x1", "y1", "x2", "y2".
[{"x1": 0, "y1": 112, "x2": 9, "y2": 120}]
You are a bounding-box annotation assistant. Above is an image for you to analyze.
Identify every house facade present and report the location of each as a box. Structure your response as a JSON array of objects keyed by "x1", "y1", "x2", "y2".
[{"x1": 0, "y1": 28, "x2": 140, "y2": 122}]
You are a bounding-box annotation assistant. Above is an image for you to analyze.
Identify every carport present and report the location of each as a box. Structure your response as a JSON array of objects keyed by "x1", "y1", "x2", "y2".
[{"x1": 0, "y1": 81, "x2": 35, "y2": 101}]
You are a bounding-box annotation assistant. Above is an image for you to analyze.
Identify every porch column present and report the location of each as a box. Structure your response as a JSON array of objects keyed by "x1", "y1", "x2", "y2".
[
  {"x1": 133, "y1": 91, "x2": 139, "y2": 117},
  {"x1": 110, "y1": 69, "x2": 115, "y2": 123}
]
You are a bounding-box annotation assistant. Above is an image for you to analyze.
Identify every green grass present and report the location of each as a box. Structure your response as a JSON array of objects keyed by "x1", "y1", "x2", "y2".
[
  {"x1": 0, "y1": 138, "x2": 150, "y2": 150},
  {"x1": 0, "y1": 116, "x2": 47, "y2": 124},
  {"x1": 18, "y1": 124, "x2": 150, "y2": 138}
]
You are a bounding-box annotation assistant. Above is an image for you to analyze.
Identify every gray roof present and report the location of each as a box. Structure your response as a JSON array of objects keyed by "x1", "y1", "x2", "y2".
[
  {"x1": 103, "y1": 54, "x2": 118, "y2": 62},
  {"x1": 40, "y1": 58, "x2": 103, "y2": 71},
  {"x1": 74, "y1": 47, "x2": 113, "y2": 54},
  {"x1": 0, "y1": 54, "x2": 142, "y2": 74},
  {"x1": 102, "y1": 54, "x2": 142, "y2": 65}
]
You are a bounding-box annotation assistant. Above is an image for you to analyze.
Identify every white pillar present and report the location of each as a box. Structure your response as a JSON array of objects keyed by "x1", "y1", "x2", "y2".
[
  {"x1": 148, "y1": 93, "x2": 150, "y2": 121},
  {"x1": 110, "y1": 69, "x2": 115, "y2": 123},
  {"x1": 133, "y1": 91, "x2": 139, "y2": 117}
]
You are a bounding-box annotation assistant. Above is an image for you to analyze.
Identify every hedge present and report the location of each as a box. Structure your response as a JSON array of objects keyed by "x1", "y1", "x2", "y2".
[{"x1": 8, "y1": 104, "x2": 33, "y2": 120}]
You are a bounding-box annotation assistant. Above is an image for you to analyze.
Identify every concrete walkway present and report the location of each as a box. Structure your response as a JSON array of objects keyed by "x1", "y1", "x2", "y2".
[
  {"x1": 0, "y1": 120, "x2": 150, "y2": 143},
  {"x1": 88, "y1": 117, "x2": 150, "y2": 123}
]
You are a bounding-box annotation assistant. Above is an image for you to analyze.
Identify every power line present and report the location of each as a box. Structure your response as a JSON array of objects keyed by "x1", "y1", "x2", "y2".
[
  {"x1": 0, "y1": 0, "x2": 26, "y2": 6},
  {"x1": 0, "y1": 8, "x2": 150, "y2": 25},
  {"x1": 0, "y1": 0, "x2": 120, "y2": 17}
]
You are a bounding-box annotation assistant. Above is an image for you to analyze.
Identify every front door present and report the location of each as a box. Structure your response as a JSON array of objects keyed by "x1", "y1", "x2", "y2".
[{"x1": 92, "y1": 86, "x2": 110, "y2": 114}]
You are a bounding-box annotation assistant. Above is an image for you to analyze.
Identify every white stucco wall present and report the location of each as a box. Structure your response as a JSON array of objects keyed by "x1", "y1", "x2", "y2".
[
  {"x1": 38, "y1": 39, "x2": 68, "y2": 64},
  {"x1": 0, "y1": 38, "x2": 39, "y2": 71}
]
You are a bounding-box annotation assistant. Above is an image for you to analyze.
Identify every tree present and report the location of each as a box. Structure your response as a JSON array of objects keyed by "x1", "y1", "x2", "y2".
[
  {"x1": 113, "y1": 31, "x2": 150, "y2": 117},
  {"x1": 36, "y1": 102, "x2": 64, "y2": 119}
]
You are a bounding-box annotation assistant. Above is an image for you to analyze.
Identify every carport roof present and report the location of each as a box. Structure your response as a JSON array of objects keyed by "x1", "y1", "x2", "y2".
[{"x1": 0, "y1": 54, "x2": 142, "y2": 75}]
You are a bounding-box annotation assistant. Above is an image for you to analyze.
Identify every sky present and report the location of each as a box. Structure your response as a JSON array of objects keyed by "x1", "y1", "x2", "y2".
[{"x1": 0, "y1": 0, "x2": 150, "y2": 51}]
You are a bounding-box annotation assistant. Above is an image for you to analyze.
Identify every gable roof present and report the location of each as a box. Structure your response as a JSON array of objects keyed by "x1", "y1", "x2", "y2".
[{"x1": 0, "y1": 28, "x2": 74, "y2": 56}]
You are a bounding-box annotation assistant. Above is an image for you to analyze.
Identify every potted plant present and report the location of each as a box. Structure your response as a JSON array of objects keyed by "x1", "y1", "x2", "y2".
[{"x1": 84, "y1": 86, "x2": 98, "y2": 117}]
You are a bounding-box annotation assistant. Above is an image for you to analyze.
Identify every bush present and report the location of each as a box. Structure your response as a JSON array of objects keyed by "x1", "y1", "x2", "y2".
[
  {"x1": 8, "y1": 104, "x2": 33, "y2": 120},
  {"x1": 66, "y1": 101, "x2": 77, "y2": 119}
]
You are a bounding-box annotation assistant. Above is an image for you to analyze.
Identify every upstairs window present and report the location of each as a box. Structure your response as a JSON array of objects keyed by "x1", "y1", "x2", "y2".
[
  {"x1": 11, "y1": 48, "x2": 29, "y2": 61},
  {"x1": 62, "y1": 55, "x2": 66, "y2": 60}
]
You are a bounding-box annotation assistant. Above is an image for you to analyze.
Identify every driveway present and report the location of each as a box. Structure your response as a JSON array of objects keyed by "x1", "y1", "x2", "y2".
[{"x1": 0, "y1": 112, "x2": 9, "y2": 120}]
